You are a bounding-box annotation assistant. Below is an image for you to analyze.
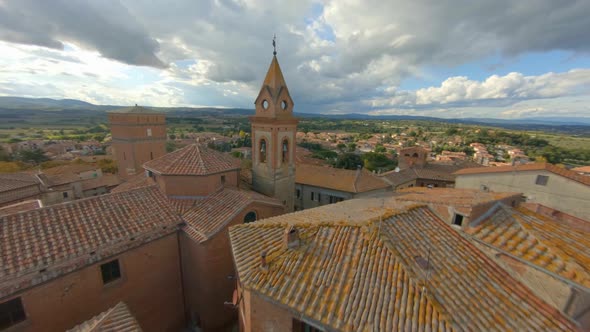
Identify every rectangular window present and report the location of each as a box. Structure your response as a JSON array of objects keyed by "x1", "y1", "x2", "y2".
[
  {"x1": 296, "y1": 189, "x2": 301, "y2": 199},
  {"x1": 293, "y1": 319, "x2": 323, "y2": 332},
  {"x1": 311, "y1": 192, "x2": 315, "y2": 201},
  {"x1": 221, "y1": 175, "x2": 226, "y2": 185},
  {"x1": 150, "y1": 151, "x2": 153, "y2": 160},
  {"x1": 329, "y1": 196, "x2": 344, "y2": 204},
  {"x1": 453, "y1": 214, "x2": 464, "y2": 226},
  {"x1": 535, "y1": 175, "x2": 549, "y2": 186},
  {"x1": 100, "y1": 259, "x2": 121, "y2": 284},
  {"x1": 317, "y1": 193, "x2": 322, "y2": 202},
  {"x1": 146, "y1": 128, "x2": 152, "y2": 137},
  {"x1": 62, "y1": 192, "x2": 68, "y2": 198},
  {"x1": 0, "y1": 297, "x2": 26, "y2": 330}
]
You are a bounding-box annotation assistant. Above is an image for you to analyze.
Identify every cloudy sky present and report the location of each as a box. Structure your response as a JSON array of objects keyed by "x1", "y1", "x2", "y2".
[{"x1": 0, "y1": 0, "x2": 589, "y2": 119}]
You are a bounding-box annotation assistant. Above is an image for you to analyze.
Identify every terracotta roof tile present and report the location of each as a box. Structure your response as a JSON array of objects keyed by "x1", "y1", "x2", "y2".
[
  {"x1": 108, "y1": 105, "x2": 161, "y2": 114},
  {"x1": 296, "y1": 164, "x2": 389, "y2": 193},
  {"x1": 0, "y1": 200, "x2": 42, "y2": 216},
  {"x1": 111, "y1": 173, "x2": 154, "y2": 194},
  {"x1": 396, "y1": 187, "x2": 521, "y2": 208},
  {"x1": 0, "y1": 186, "x2": 182, "y2": 298},
  {"x1": 230, "y1": 202, "x2": 578, "y2": 331},
  {"x1": 572, "y1": 166, "x2": 590, "y2": 173},
  {"x1": 67, "y1": 302, "x2": 142, "y2": 332},
  {"x1": 80, "y1": 174, "x2": 121, "y2": 191},
  {"x1": 467, "y1": 205, "x2": 590, "y2": 288},
  {"x1": 455, "y1": 162, "x2": 590, "y2": 186},
  {"x1": 143, "y1": 144, "x2": 241, "y2": 176},
  {"x1": 182, "y1": 187, "x2": 283, "y2": 243},
  {"x1": 381, "y1": 161, "x2": 483, "y2": 186},
  {"x1": 0, "y1": 173, "x2": 42, "y2": 205}
]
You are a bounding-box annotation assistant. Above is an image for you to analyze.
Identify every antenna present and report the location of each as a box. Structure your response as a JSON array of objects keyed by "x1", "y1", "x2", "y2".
[
  {"x1": 377, "y1": 198, "x2": 385, "y2": 237},
  {"x1": 423, "y1": 247, "x2": 432, "y2": 295}
]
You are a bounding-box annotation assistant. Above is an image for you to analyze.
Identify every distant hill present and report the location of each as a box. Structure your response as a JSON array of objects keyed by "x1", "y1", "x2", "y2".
[{"x1": 1, "y1": 96, "x2": 589, "y2": 129}]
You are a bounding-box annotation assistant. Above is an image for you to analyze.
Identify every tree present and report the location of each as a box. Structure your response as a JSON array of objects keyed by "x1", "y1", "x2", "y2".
[
  {"x1": 0, "y1": 161, "x2": 25, "y2": 173},
  {"x1": 362, "y1": 152, "x2": 397, "y2": 172},
  {"x1": 337, "y1": 143, "x2": 346, "y2": 152},
  {"x1": 97, "y1": 159, "x2": 118, "y2": 174},
  {"x1": 347, "y1": 142, "x2": 357, "y2": 152},
  {"x1": 333, "y1": 153, "x2": 363, "y2": 170},
  {"x1": 374, "y1": 144, "x2": 386, "y2": 153},
  {"x1": 15, "y1": 148, "x2": 49, "y2": 164},
  {"x1": 0, "y1": 146, "x2": 10, "y2": 161}
]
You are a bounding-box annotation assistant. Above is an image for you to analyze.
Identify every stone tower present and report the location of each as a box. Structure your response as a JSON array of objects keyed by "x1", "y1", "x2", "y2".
[
  {"x1": 250, "y1": 54, "x2": 298, "y2": 212},
  {"x1": 108, "y1": 105, "x2": 166, "y2": 179}
]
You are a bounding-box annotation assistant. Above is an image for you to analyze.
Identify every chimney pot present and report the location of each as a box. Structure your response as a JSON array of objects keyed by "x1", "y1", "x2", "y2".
[
  {"x1": 284, "y1": 226, "x2": 300, "y2": 249},
  {"x1": 260, "y1": 251, "x2": 268, "y2": 270}
]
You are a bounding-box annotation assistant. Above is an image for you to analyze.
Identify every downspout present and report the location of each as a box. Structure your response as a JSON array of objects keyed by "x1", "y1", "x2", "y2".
[{"x1": 176, "y1": 227, "x2": 188, "y2": 325}]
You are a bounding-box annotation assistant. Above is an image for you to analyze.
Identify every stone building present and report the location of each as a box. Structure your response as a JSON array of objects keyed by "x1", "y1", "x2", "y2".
[
  {"x1": 455, "y1": 162, "x2": 590, "y2": 221},
  {"x1": 108, "y1": 106, "x2": 166, "y2": 179},
  {"x1": 294, "y1": 164, "x2": 390, "y2": 210},
  {"x1": 380, "y1": 160, "x2": 483, "y2": 190},
  {"x1": 398, "y1": 146, "x2": 428, "y2": 169},
  {"x1": 0, "y1": 173, "x2": 44, "y2": 208},
  {"x1": 229, "y1": 195, "x2": 585, "y2": 331},
  {"x1": 250, "y1": 54, "x2": 298, "y2": 212}
]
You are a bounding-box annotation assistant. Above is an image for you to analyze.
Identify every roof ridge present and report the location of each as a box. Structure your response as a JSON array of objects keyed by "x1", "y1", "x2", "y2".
[
  {"x1": 87, "y1": 303, "x2": 120, "y2": 331},
  {"x1": 0, "y1": 184, "x2": 160, "y2": 219}
]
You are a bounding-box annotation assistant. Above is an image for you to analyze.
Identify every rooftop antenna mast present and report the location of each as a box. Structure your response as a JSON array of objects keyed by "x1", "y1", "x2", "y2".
[
  {"x1": 377, "y1": 198, "x2": 385, "y2": 237},
  {"x1": 422, "y1": 246, "x2": 432, "y2": 295}
]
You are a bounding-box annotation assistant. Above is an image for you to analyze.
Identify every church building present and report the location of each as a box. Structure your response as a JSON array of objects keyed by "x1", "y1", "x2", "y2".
[{"x1": 0, "y1": 50, "x2": 296, "y2": 332}]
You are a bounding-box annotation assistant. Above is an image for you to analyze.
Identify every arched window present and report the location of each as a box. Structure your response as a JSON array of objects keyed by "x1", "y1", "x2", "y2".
[
  {"x1": 412, "y1": 152, "x2": 419, "y2": 158},
  {"x1": 282, "y1": 139, "x2": 289, "y2": 163},
  {"x1": 244, "y1": 211, "x2": 257, "y2": 223},
  {"x1": 260, "y1": 139, "x2": 267, "y2": 163}
]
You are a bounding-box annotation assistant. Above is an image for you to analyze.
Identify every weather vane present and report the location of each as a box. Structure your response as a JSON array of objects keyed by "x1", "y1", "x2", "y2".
[{"x1": 273, "y1": 34, "x2": 277, "y2": 56}]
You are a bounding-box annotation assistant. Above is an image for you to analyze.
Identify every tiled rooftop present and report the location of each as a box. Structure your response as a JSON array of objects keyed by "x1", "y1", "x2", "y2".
[
  {"x1": 380, "y1": 161, "x2": 483, "y2": 186},
  {"x1": 143, "y1": 144, "x2": 241, "y2": 176},
  {"x1": 0, "y1": 173, "x2": 42, "y2": 205},
  {"x1": 182, "y1": 187, "x2": 283, "y2": 242},
  {"x1": 455, "y1": 162, "x2": 590, "y2": 186},
  {"x1": 111, "y1": 173, "x2": 154, "y2": 194},
  {"x1": 296, "y1": 164, "x2": 390, "y2": 193},
  {"x1": 108, "y1": 105, "x2": 161, "y2": 114},
  {"x1": 0, "y1": 199, "x2": 42, "y2": 216},
  {"x1": 31, "y1": 164, "x2": 101, "y2": 187},
  {"x1": 0, "y1": 186, "x2": 182, "y2": 298},
  {"x1": 230, "y1": 201, "x2": 578, "y2": 331},
  {"x1": 67, "y1": 302, "x2": 142, "y2": 332},
  {"x1": 80, "y1": 174, "x2": 121, "y2": 191},
  {"x1": 0, "y1": 173, "x2": 40, "y2": 192},
  {"x1": 396, "y1": 187, "x2": 521, "y2": 207},
  {"x1": 467, "y1": 204, "x2": 590, "y2": 288}
]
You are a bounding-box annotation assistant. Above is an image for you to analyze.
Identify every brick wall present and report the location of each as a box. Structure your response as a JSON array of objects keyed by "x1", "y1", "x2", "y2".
[
  {"x1": 180, "y1": 202, "x2": 285, "y2": 331},
  {"x1": 158, "y1": 170, "x2": 240, "y2": 197},
  {"x1": 1, "y1": 233, "x2": 185, "y2": 332}
]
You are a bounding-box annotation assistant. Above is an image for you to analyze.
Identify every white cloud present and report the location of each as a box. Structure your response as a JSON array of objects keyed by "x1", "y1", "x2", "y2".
[
  {"x1": 369, "y1": 69, "x2": 590, "y2": 109},
  {"x1": 0, "y1": 0, "x2": 589, "y2": 118}
]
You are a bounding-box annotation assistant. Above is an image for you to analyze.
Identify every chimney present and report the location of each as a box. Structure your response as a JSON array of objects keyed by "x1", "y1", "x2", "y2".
[
  {"x1": 260, "y1": 251, "x2": 268, "y2": 271},
  {"x1": 284, "y1": 226, "x2": 300, "y2": 249}
]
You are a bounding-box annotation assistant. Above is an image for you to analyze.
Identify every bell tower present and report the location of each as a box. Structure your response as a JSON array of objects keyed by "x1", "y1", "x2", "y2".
[{"x1": 250, "y1": 44, "x2": 298, "y2": 212}]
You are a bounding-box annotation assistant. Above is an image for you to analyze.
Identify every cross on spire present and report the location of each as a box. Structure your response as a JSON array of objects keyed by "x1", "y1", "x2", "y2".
[{"x1": 272, "y1": 34, "x2": 277, "y2": 56}]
